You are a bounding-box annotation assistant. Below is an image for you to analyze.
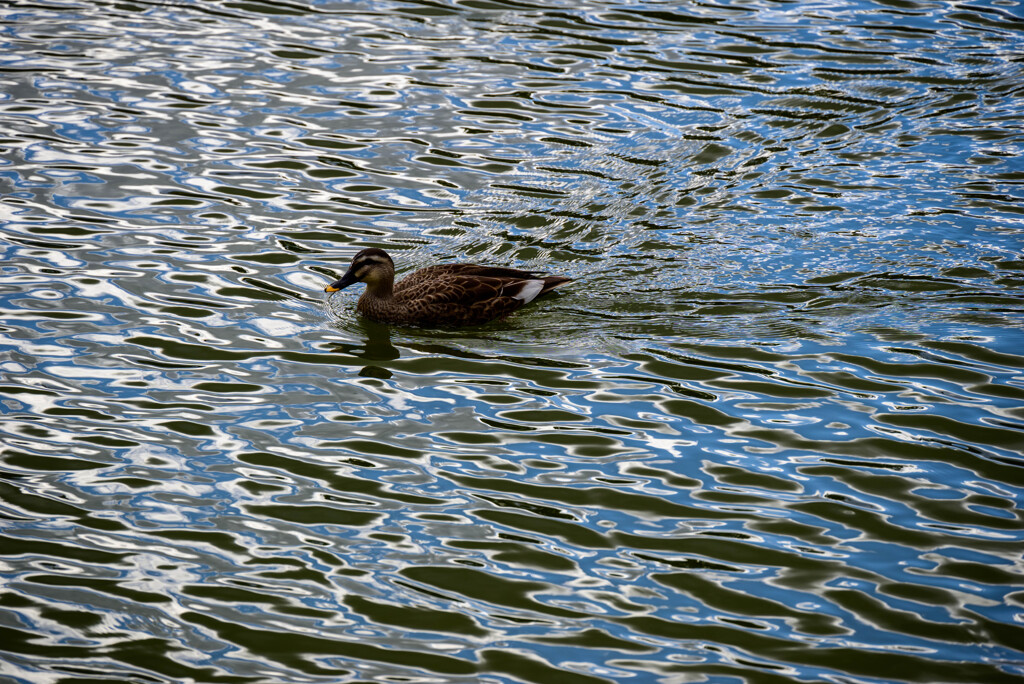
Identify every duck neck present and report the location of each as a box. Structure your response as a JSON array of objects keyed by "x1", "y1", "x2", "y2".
[{"x1": 362, "y1": 271, "x2": 395, "y2": 301}]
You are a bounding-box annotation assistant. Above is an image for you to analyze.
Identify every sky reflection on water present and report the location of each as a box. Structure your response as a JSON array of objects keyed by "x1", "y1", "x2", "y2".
[{"x1": 1, "y1": 0, "x2": 1023, "y2": 683}]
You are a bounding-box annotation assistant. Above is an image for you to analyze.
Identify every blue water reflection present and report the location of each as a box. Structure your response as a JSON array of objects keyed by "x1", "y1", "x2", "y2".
[{"x1": 2, "y1": 0, "x2": 1024, "y2": 682}]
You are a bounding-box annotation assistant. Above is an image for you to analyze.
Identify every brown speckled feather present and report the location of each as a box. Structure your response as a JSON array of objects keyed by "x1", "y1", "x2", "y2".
[{"x1": 325, "y1": 248, "x2": 571, "y2": 327}]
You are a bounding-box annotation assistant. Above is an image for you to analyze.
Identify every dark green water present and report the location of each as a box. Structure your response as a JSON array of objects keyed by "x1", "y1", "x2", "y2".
[{"x1": 1, "y1": 1, "x2": 1023, "y2": 682}]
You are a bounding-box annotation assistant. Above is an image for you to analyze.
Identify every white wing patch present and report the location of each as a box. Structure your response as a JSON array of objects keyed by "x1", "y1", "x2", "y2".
[{"x1": 510, "y1": 279, "x2": 544, "y2": 304}]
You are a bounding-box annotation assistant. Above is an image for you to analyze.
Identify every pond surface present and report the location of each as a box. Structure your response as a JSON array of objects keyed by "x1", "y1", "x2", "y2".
[{"x1": 1, "y1": 0, "x2": 1023, "y2": 682}]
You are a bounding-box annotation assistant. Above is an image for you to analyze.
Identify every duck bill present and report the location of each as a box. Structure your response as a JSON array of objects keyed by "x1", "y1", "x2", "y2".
[{"x1": 325, "y1": 270, "x2": 358, "y2": 294}]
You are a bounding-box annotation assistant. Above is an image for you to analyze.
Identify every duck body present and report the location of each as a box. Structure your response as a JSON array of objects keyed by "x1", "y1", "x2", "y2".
[{"x1": 325, "y1": 248, "x2": 571, "y2": 327}]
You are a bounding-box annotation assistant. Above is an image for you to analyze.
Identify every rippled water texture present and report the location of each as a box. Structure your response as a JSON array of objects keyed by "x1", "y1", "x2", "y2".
[{"x1": 2, "y1": 0, "x2": 1024, "y2": 682}]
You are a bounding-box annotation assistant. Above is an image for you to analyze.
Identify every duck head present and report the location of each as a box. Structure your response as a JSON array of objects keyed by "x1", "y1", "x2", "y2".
[{"x1": 325, "y1": 248, "x2": 395, "y2": 294}]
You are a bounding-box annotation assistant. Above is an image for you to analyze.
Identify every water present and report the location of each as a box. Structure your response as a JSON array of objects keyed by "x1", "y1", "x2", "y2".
[{"x1": 1, "y1": 0, "x2": 1023, "y2": 682}]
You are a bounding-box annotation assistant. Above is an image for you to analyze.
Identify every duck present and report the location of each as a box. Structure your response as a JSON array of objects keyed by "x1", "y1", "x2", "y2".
[{"x1": 325, "y1": 247, "x2": 572, "y2": 327}]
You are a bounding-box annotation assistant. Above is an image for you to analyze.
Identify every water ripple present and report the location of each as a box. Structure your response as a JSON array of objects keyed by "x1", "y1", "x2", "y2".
[{"x1": 1, "y1": 0, "x2": 1023, "y2": 682}]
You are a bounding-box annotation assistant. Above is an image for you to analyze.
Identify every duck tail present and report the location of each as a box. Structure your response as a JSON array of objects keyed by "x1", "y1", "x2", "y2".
[{"x1": 539, "y1": 276, "x2": 572, "y2": 296}]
